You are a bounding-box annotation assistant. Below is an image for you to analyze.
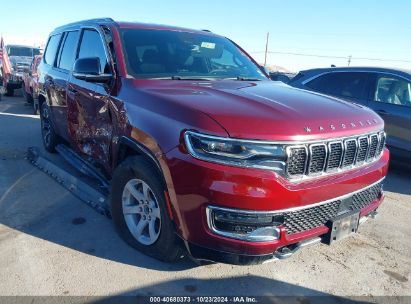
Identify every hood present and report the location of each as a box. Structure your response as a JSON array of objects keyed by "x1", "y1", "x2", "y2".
[{"x1": 134, "y1": 80, "x2": 383, "y2": 141}]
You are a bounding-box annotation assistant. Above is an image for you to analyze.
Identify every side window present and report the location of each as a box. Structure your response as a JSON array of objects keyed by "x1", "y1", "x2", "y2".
[
  {"x1": 374, "y1": 75, "x2": 411, "y2": 107},
  {"x1": 58, "y1": 31, "x2": 80, "y2": 71},
  {"x1": 78, "y1": 29, "x2": 108, "y2": 73},
  {"x1": 44, "y1": 34, "x2": 62, "y2": 65},
  {"x1": 306, "y1": 72, "x2": 369, "y2": 100}
]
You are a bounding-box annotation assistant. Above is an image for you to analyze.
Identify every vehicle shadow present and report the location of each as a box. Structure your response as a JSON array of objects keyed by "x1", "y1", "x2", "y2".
[
  {"x1": 383, "y1": 161, "x2": 411, "y2": 196},
  {"x1": 88, "y1": 276, "x2": 370, "y2": 303},
  {"x1": 0, "y1": 97, "x2": 196, "y2": 271}
]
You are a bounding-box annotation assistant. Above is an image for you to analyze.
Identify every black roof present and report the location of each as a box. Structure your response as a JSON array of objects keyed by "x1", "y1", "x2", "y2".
[
  {"x1": 53, "y1": 18, "x2": 116, "y2": 33},
  {"x1": 300, "y1": 66, "x2": 411, "y2": 77}
]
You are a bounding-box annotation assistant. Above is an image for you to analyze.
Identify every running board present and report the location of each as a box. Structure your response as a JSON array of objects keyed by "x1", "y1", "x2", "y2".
[
  {"x1": 55, "y1": 144, "x2": 109, "y2": 190},
  {"x1": 26, "y1": 147, "x2": 111, "y2": 218}
]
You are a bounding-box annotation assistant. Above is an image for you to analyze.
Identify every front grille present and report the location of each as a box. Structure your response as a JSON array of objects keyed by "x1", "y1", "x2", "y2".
[
  {"x1": 356, "y1": 137, "x2": 369, "y2": 164},
  {"x1": 342, "y1": 139, "x2": 357, "y2": 167},
  {"x1": 376, "y1": 133, "x2": 386, "y2": 155},
  {"x1": 283, "y1": 181, "x2": 383, "y2": 234},
  {"x1": 350, "y1": 182, "x2": 382, "y2": 210},
  {"x1": 283, "y1": 200, "x2": 340, "y2": 234},
  {"x1": 367, "y1": 134, "x2": 379, "y2": 160},
  {"x1": 286, "y1": 147, "x2": 307, "y2": 176},
  {"x1": 308, "y1": 144, "x2": 326, "y2": 174},
  {"x1": 326, "y1": 142, "x2": 343, "y2": 171},
  {"x1": 286, "y1": 131, "x2": 385, "y2": 179}
]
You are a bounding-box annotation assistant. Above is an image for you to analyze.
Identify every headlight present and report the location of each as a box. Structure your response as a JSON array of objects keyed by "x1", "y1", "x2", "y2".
[{"x1": 184, "y1": 131, "x2": 286, "y2": 171}]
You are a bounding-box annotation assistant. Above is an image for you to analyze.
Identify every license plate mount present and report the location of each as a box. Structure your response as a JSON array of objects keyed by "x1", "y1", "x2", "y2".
[{"x1": 323, "y1": 210, "x2": 360, "y2": 245}]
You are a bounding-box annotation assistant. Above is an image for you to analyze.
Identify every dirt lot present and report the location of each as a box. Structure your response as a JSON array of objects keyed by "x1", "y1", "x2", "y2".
[{"x1": 0, "y1": 93, "x2": 410, "y2": 301}]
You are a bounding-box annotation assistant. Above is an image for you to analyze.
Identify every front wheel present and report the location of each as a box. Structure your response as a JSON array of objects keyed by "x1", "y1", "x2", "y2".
[
  {"x1": 40, "y1": 102, "x2": 59, "y2": 152},
  {"x1": 110, "y1": 156, "x2": 183, "y2": 262},
  {"x1": 22, "y1": 86, "x2": 33, "y2": 103},
  {"x1": 5, "y1": 85, "x2": 14, "y2": 97}
]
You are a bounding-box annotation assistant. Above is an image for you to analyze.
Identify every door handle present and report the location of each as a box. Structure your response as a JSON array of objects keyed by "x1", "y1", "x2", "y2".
[
  {"x1": 376, "y1": 110, "x2": 390, "y2": 116},
  {"x1": 67, "y1": 87, "x2": 77, "y2": 94}
]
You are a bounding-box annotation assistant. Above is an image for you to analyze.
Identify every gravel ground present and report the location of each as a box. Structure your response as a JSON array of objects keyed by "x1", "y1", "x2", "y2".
[{"x1": 0, "y1": 93, "x2": 410, "y2": 301}]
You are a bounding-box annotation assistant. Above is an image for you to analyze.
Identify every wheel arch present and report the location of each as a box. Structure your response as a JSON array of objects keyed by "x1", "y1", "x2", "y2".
[{"x1": 114, "y1": 136, "x2": 183, "y2": 232}]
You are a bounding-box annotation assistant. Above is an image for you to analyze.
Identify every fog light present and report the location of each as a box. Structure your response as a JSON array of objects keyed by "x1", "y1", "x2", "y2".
[{"x1": 207, "y1": 206, "x2": 284, "y2": 242}]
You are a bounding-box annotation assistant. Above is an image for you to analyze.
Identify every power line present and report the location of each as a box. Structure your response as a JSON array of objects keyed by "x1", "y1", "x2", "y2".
[{"x1": 262, "y1": 50, "x2": 411, "y2": 63}]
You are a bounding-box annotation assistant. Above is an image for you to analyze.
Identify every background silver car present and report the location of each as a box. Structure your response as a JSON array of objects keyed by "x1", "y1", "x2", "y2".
[{"x1": 289, "y1": 67, "x2": 411, "y2": 164}]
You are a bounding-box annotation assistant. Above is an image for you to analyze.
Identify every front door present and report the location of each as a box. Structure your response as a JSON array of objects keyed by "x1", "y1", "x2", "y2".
[
  {"x1": 370, "y1": 74, "x2": 411, "y2": 156},
  {"x1": 67, "y1": 28, "x2": 113, "y2": 171}
]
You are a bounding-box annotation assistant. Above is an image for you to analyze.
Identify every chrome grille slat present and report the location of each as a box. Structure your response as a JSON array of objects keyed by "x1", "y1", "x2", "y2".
[
  {"x1": 355, "y1": 136, "x2": 369, "y2": 164},
  {"x1": 286, "y1": 146, "x2": 308, "y2": 176},
  {"x1": 326, "y1": 141, "x2": 343, "y2": 171},
  {"x1": 367, "y1": 134, "x2": 379, "y2": 161},
  {"x1": 342, "y1": 139, "x2": 357, "y2": 167},
  {"x1": 376, "y1": 132, "x2": 386, "y2": 156},
  {"x1": 308, "y1": 144, "x2": 327, "y2": 174},
  {"x1": 286, "y1": 131, "x2": 385, "y2": 179}
]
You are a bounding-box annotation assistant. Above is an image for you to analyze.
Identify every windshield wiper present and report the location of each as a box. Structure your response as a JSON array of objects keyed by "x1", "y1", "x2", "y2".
[
  {"x1": 170, "y1": 76, "x2": 216, "y2": 81},
  {"x1": 235, "y1": 77, "x2": 262, "y2": 81},
  {"x1": 223, "y1": 77, "x2": 263, "y2": 81}
]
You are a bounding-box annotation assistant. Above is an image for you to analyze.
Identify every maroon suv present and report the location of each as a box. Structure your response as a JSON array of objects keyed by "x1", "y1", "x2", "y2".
[{"x1": 37, "y1": 18, "x2": 389, "y2": 264}]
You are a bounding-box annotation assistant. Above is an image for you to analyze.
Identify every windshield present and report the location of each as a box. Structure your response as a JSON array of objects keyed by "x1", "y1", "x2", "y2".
[
  {"x1": 7, "y1": 46, "x2": 41, "y2": 57},
  {"x1": 120, "y1": 28, "x2": 267, "y2": 80}
]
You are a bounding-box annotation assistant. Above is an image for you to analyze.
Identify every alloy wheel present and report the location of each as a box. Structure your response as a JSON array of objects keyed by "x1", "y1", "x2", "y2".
[{"x1": 122, "y1": 179, "x2": 161, "y2": 245}]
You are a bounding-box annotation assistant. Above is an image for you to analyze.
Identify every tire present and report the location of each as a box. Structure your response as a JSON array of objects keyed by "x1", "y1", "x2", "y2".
[
  {"x1": 22, "y1": 86, "x2": 33, "y2": 103},
  {"x1": 40, "y1": 102, "x2": 59, "y2": 153},
  {"x1": 33, "y1": 100, "x2": 39, "y2": 115},
  {"x1": 5, "y1": 85, "x2": 14, "y2": 97},
  {"x1": 110, "y1": 156, "x2": 183, "y2": 262}
]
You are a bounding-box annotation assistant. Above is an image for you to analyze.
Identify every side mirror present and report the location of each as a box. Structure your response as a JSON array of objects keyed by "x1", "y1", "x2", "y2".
[{"x1": 72, "y1": 57, "x2": 112, "y2": 83}]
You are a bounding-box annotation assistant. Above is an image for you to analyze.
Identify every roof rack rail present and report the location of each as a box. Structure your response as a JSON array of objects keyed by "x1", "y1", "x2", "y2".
[
  {"x1": 201, "y1": 29, "x2": 212, "y2": 32},
  {"x1": 54, "y1": 18, "x2": 115, "y2": 31}
]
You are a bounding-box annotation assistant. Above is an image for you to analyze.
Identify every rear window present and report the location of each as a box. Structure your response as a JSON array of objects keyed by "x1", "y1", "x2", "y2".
[
  {"x1": 7, "y1": 46, "x2": 41, "y2": 57},
  {"x1": 44, "y1": 34, "x2": 62, "y2": 65}
]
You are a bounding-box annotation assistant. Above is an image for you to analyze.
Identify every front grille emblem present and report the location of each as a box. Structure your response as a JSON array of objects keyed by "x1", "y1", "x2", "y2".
[
  {"x1": 330, "y1": 124, "x2": 336, "y2": 130},
  {"x1": 304, "y1": 127, "x2": 311, "y2": 133}
]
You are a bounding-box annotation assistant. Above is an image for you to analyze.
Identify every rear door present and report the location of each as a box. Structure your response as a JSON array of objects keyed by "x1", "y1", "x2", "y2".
[
  {"x1": 368, "y1": 73, "x2": 411, "y2": 156},
  {"x1": 50, "y1": 30, "x2": 80, "y2": 140},
  {"x1": 67, "y1": 28, "x2": 113, "y2": 169},
  {"x1": 41, "y1": 33, "x2": 65, "y2": 136}
]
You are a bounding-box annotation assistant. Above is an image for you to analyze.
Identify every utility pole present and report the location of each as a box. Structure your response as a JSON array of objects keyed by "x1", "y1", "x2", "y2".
[
  {"x1": 264, "y1": 32, "x2": 269, "y2": 67},
  {"x1": 347, "y1": 55, "x2": 352, "y2": 66}
]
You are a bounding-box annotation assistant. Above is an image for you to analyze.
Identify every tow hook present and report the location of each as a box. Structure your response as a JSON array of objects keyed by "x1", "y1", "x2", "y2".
[{"x1": 273, "y1": 237, "x2": 322, "y2": 260}]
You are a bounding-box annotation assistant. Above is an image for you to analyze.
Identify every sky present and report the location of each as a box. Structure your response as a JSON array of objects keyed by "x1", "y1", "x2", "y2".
[{"x1": 1, "y1": 0, "x2": 410, "y2": 72}]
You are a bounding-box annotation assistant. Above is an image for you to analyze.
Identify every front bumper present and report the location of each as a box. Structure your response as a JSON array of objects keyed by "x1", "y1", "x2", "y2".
[
  {"x1": 164, "y1": 147, "x2": 389, "y2": 261},
  {"x1": 7, "y1": 74, "x2": 23, "y2": 87}
]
